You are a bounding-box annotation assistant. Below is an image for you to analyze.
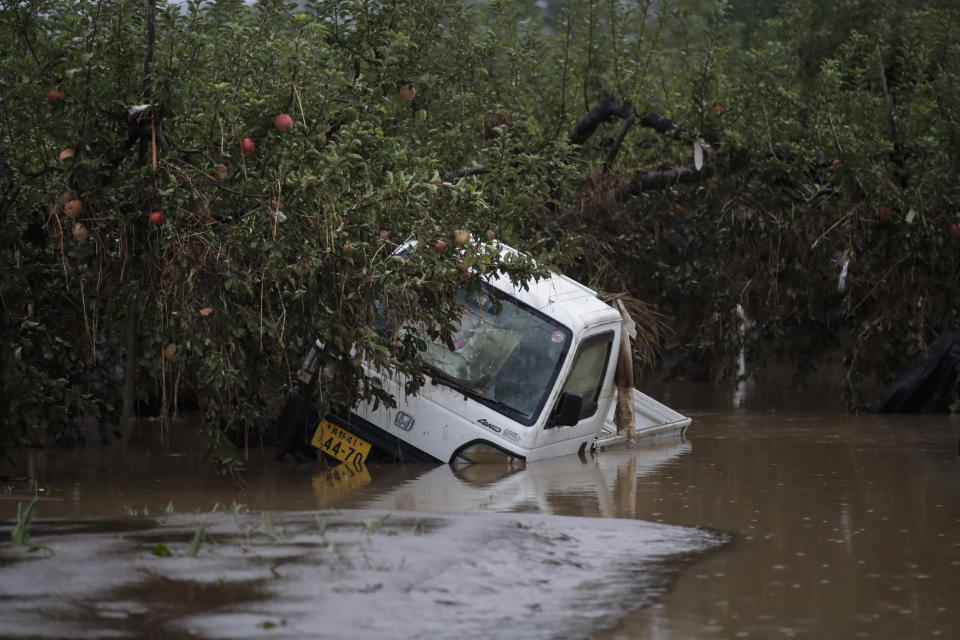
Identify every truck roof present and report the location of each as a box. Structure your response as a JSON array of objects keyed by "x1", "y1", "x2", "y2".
[{"x1": 484, "y1": 243, "x2": 622, "y2": 335}]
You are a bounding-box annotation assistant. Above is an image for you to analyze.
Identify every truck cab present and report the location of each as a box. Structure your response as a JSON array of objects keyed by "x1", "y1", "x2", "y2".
[
  {"x1": 349, "y1": 265, "x2": 624, "y2": 464},
  {"x1": 282, "y1": 242, "x2": 683, "y2": 466}
]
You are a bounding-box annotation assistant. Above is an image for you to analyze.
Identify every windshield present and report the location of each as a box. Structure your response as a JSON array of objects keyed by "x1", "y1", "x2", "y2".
[{"x1": 423, "y1": 288, "x2": 572, "y2": 425}]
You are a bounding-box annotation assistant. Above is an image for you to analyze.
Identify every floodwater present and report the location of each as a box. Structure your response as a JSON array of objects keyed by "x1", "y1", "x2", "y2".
[{"x1": 2, "y1": 410, "x2": 959, "y2": 638}]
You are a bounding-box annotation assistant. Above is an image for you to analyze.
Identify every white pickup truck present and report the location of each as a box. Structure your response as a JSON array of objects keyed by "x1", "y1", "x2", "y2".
[{"x1": 277, "y1": 243, "x2": 690, "y2": 465}]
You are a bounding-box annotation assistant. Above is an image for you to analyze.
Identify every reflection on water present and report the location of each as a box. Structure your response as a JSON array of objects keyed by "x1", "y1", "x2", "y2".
[
  {"x1": 311, "y1": 461, "x2": 372, "y2": 509},
  {"x1": 3, "y1": 412, "x2": 959, "y2": 639},
  {"x1": 350, "y1": 440, "x2": 690, "y2": 516}
]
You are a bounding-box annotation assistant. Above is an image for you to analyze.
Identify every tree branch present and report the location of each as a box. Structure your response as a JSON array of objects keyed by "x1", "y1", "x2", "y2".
[
  {"x1": 604, "y1": 112, "x2": 635, "y2": 168},
  {"x1": 608, "y1": 163, "x2": 715, "y2": 203},
  {"x1": 568, "y1": 93, "x2": 634, "y2": 145},
  {"x1": 637, "y1": 111, "x2": 678, "y2": 134},
  {"x1": 453, "y1": 166, "x2": 491, "y2": 178},
  {"x1": 142, "y1": 0, "x2": 156, "y2": 97},
  {"x1": 456, "y1": 96, "x2": 717, "y2": 194}
]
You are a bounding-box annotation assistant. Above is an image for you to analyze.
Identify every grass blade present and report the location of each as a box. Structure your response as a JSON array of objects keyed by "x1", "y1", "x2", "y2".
[
  {"x1": 11, "y1": 497, "x2": 39, "y2": 545},
  {"x1": 186, "y1": 521, "x2": 207, "y2": 557}
]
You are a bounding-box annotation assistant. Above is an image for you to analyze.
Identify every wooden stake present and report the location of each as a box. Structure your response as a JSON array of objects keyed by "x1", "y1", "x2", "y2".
[{"x1": 613, "y1": 299, "x2": 636, "y2": 443}]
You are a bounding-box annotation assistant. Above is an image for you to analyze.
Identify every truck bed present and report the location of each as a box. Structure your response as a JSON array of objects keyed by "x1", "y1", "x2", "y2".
[{"x1": 594, "y1": 388, "x2": 691, "y2": 450}]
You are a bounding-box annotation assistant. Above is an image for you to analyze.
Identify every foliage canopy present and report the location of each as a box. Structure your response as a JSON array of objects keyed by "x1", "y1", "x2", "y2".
[{"x1": 2, "y1": 0, "x2": 958, "y2": 453}]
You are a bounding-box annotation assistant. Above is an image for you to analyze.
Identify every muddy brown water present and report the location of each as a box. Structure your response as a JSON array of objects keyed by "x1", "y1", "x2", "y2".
[{"x1": 3, "y1": 410, "x2": 959, "y2": 638}]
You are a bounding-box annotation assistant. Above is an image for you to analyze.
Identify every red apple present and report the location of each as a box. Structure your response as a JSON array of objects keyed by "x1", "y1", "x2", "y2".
[
  {"x1": 150, "y1": 211, "x2": 165, "y2": 225},
  {"x1": 399, "y1": 84, "x2": 416, "y2": 101},
  {"x1": 379, "y1": 229, "x2": 389, "y2": 240},
  {"x1": 454, "y1": 230, "x2": 470, "y2": 245},
  {"x1": 433, "y1": 239, "x2": 447, "y2": 253},
  {"x1": 951, "y1": 223, "x2": 960, "y2": 238},
  {"x1": 878, "y1": 206, "x2": 893, "y2": 221},
  {"x1": 672, "y1": 204, "x2": 685, "y2": 217},
  {"x1": 64, "y1": 199, "x2": 83, "y2": 219},
  {"x1": 274, "y1": 113, "x2": 293, "y2": 133},
  {"x1": 240, "y1": 137, "x2": 256, "y2": 157},
  {"x1": 832, "y1": 159, "x2": 842, "y2": 168},
  {"x1": 713, "y1": 105, "x2": 724, "y2": 116},
  {"x1": 58, "y1": 148, "x2": 75, "y2": 162},
  {"x1": 47, "y1": 89, "x2": 65, "y2": 105},
  {"x1": 214, "y1": 163, "x2": 228, "y2": 179}
]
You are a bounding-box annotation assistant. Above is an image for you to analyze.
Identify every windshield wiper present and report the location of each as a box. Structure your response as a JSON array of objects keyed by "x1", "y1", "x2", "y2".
[
  {"x1": 473, "y1": 394, "x2": 517, "y2": 414},
  {"x1": 429, "y1": 372, "x2": 518, "y2": 415},
  {"x1": 429, "y1": 372, "x2": 477, "y2": 397}
]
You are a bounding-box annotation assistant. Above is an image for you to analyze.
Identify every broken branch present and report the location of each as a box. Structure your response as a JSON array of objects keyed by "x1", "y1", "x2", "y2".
[{"x1": 568, "y1": 93, "x2": 634, "y2": 145}]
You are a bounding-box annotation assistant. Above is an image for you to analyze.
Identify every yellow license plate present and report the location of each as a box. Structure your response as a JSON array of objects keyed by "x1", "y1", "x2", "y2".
[{"x1": 310, "y1": 418, "x2": 372, "y2": 464}]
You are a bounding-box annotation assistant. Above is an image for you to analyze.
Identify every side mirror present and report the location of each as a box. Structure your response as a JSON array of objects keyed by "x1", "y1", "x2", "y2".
[{"x1": 549, "y1": 392, "x2": 583, "y2": 427}]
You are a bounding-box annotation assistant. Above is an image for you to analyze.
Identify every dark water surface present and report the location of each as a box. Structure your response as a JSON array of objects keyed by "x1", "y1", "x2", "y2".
[
  {"x1": 3, "y1": 411, "x2": 959, "y2": 638},
  {"x1": 600, "y1": 412, "x2": 960, "y2": 639}
]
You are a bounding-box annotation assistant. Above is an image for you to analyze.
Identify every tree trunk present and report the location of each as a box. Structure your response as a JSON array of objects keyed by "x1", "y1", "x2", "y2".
[
  {"x1": 120, "y1": 0, "x2": 155, "y2": 431},
  {"x1": 121, "y1": 298, "x2": 138, "y2": 422}
]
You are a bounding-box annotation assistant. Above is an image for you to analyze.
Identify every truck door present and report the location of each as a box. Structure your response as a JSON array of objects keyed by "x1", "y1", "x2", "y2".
[{"x1": 549, "y1": 331, "x2": 616, "y2": 431}]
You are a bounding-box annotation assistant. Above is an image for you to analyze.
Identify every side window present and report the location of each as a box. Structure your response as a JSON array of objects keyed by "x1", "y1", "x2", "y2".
[{"x1": 557, "y1": 333, "x2": 614, "y2": 421}]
